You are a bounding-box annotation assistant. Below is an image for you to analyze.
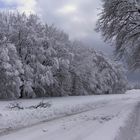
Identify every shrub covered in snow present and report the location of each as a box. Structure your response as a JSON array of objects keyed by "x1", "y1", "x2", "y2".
[
  {"x1": 28, "y1": 101, "x2": 51, "y2": 109},
  {"x1": 7, "y1": 101, "x2": 51, "y2": 110}
]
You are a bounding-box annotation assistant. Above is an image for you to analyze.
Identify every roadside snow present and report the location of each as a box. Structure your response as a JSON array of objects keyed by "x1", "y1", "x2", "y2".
[
  {"x1": 115, "y1": 102, "x2": 140, "y2": 140},
  {"x1": 0, "y1": 89, "x2": 140, "y2": 140}
]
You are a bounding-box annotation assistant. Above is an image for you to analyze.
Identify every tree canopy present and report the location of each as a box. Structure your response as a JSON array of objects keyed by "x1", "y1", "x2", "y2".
[
  {"x1": 97, "y1": 0, "x2": 140, "y2": 70},
  {"x1": 0, "y1": 11, "x2": 127, "y2": 99}
]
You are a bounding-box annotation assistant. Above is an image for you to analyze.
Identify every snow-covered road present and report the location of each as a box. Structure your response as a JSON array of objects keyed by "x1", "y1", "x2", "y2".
[
  {"x1": 0, "y1": 90, "x2": 140, "y2": 140},
  {"x1": 116, "y1": 102, "x2": 140, "y2": 140},
  {"x1": 131, "y1": 103, "x2": 140, "y2": 140}
]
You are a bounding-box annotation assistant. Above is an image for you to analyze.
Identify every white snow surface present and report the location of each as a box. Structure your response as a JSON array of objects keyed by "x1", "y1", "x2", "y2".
[{"x1": 0, "y1": 89, "x2": 140, "y2": 140}]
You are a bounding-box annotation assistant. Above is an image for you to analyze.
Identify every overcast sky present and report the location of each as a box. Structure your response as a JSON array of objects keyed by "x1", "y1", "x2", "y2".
[
  {"x1": 0, "y1": 0, "x2": 139, "y2": 82},
  {"x1": 0, "y1": 0, "x2": 113, "y2": 54}
]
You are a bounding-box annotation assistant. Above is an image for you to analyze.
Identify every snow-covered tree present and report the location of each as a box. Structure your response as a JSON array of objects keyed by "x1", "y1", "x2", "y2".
[
  {"x1": 0, "y1": 39, "x2": 23, "y2": 99},
  {"x1": 97, "y1": 0, "x2": 140, "y2": 70},
  {"x1": 71, "y1": 42, "x2": 127, "y2": 95},
  {"x1": 0, "y1": 11, "x2": 127, "y2": 99}
]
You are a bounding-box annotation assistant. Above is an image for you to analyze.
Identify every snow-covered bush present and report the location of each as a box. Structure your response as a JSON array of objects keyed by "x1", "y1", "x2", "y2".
[
  {"x1": 28, "y1": 101, "x2": 51, "y2": 109},
  {"x1": 128, "y1": 82, "x2": 140, "y2": 90},
  {"x1": 7, "y1": 101, "x2": 51, "y2": 110},
  {"x1": 7, "y1": 102, "x2": 24, "y2": 110}
]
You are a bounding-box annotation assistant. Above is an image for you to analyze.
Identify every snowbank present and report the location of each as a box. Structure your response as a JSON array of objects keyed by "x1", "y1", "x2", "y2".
[{"x1": 0, "y1": 89, "x2": 140, "y2": 136}]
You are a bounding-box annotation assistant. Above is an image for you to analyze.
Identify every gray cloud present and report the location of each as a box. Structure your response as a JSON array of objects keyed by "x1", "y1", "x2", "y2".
[
  {"x1": 36, "y1": 0, "x2": 99, "y2": 36},
  {"x1": 0, "y1": 0, "x2": 112, "y2": 53},
  {"x1": 35, "y1": 0, "x2": 111, "y2": 53}
]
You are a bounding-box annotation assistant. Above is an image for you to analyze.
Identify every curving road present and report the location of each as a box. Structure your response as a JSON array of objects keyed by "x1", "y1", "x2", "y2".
[{"x1": 0, "y1": 98, "x2": 139, "y2": 140}]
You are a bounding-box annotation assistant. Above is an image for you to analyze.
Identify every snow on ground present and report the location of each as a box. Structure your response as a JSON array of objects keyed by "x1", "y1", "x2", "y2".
[
  {"x1": 0, "y1": 89, "x2": 140, "y2": 140},
  {"x1": 115, "y1": 102, "x2": 140, "y2": 140}
]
